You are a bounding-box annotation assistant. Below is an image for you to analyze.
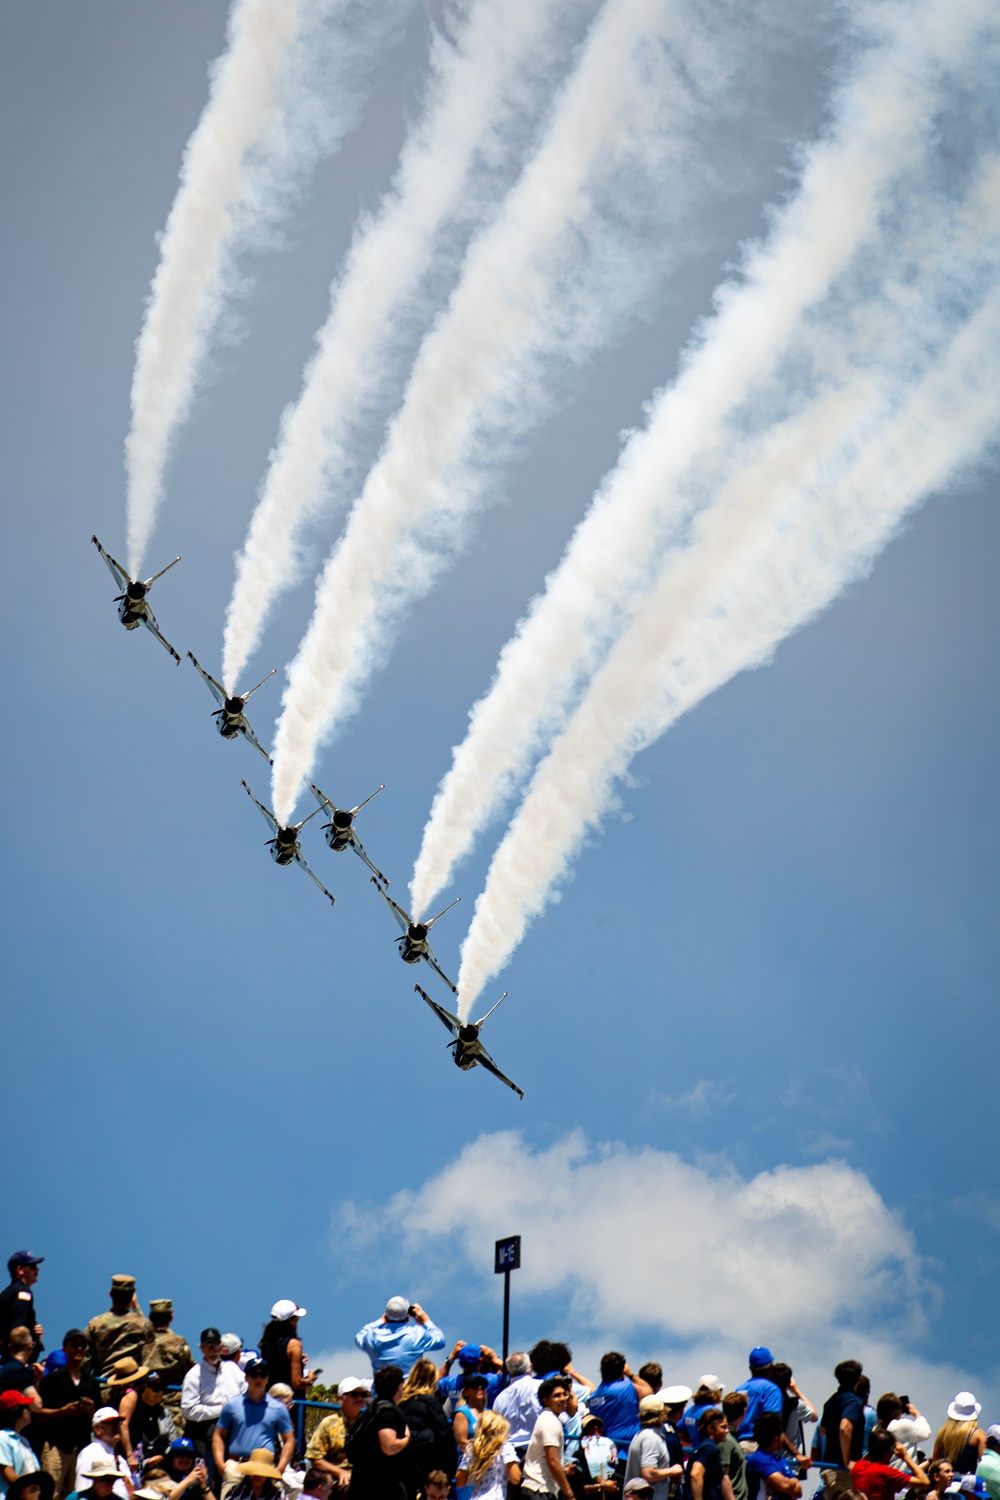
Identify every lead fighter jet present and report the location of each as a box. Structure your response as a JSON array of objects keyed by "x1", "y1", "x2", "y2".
[
  {"x1": 310, "y1": 782, "x2": 388, "y2": 884},
  {"x1": 241, "y1": 779, "x2": 335, "y2": 906},
  {"x1": 188, "y1": 653, "x2": 275, "y2": 763},
  {"x1": 371, "y1": 878, "x2": 459, "y2": 993},
  {"x1": 415, "y1": 984, "x2": 523, "y2": 1100},
  {"x1": 91, "y1": 535, "x2": 181, "y2": 662}
]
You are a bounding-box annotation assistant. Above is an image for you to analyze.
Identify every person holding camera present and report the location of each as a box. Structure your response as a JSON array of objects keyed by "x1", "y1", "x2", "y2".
[{"x1": 354, "y1": 1302, "x2": 444, "y2": 1376}]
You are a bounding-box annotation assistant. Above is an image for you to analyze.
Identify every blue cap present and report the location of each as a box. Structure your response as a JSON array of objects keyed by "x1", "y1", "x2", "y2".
[
  {"x1": 457, "y1": 1345, "x2": 482, "y2": 1365},
  {"x1": 749, "y1": 1347, "x2": 773, "y2": 1368},
  {"x1": 43, "y1": 1350, "x2": 67, "y2": 1375},
  {"x1": 246, "y1": 1358, "x2": 269, "y2": 1375},
  {"x1": 169, "y1": 1439, "x2": 195, "y2": 1455},
  {"x1": 7, "y1": 1251, "x2": 44, "y2": 1275}
]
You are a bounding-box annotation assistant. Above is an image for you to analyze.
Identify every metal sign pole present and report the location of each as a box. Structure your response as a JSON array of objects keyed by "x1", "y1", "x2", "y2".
[{"x1": 494, "y1": 1235, "x2": 521, "y2": 1387}]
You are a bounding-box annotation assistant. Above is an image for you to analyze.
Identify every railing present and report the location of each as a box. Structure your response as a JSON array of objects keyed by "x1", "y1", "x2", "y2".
[{"x1": 291, "y1": 1396, "x2": 340, "y2": 1454}]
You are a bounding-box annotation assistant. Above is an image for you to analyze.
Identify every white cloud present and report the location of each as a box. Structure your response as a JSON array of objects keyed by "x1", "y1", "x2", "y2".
[{"x1": 338, "y1": 1131, "x2": 999, "y2": 1423}]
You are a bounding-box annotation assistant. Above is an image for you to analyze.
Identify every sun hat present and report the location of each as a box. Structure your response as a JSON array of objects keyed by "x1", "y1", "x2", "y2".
[
  {"x1": 338, "y1": 1377, "x2": 371, "y2": 1395},
  {"x1": 237, "y1": 1450, "x2": 283, "y2": 1480},
  {"x1": 82, "y1": 1458, "x2": 125, "y2": 1481},
  {"x1": 582, "y1": 1416, "x2": 605, "y2": 1433},
  {"x1": 384, "y1": 1296, "x2": 410, "y2": 1322},
  {"x1": 93, "y1": 1406, "x2": 123, "y2": 1425},
  {"x1": 697, "y1": 1374, "x2": 724, "y2": 1392},
  {"x1": 946, "y1": 1393, "x2": 982, "y2": 1423},
  {"x1": 270, "y1": 1300, "x2": 306, "y2": 1322},
  {"x1": 0, "y1": 1390, "x2": 35, "y2": 1411},
  {"x1": 107, "y1": 1357, "x2": 149, "y2": 1386},
  {"x1": 135, "y1": 1489, "x2": 169, "y2": 1500},
  {"x1": 749, "y1": 1347, "x2": 773, "y2": 1369},
  {"x1": 661, "y1": 1385, "x2": 693, "y2": 1405},
  {"x1": 6, "y1": 1474, "x2": 55, "y2": 1500}
]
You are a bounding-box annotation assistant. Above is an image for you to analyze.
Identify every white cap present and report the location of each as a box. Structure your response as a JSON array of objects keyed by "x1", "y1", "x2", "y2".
[
  {"x1": 697, "y1": 1374, "x2": 724, "y2": 1392},
  {"x1": 384, "y1": 1295, "x2": 410, "y2": 1322},
  {"x1": 94, "y1": 1406, "x2": 123, "y2": 1425},
  {"x1": 271, "y1": 1299, "x2": 306, "y2": 1321},
  {"x1": 220, "y1": 1333, "x2": 242, "y2": 1354},
  {"x1": 338, "y1": 1376, "x2": 372, "y2": 1395},
  {"x1": 986, "y1": 1425, "x2": 1000, "y2": 1441}
]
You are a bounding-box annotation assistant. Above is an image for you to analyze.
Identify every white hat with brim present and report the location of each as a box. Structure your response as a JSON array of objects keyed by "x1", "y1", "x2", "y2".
[
  {"x1": 82, "y1": 1460, "x2": 124, "y2": 1481},
  {"x1": 946, "y1": 1392, "x2": 982, "y2": 1423},
  {"x1": 661, "y1": 1385, "x2": 693, "y2": 1405},
  {"x1": 237, "y1": 1450, "x2": 283, "y2": 1480}
]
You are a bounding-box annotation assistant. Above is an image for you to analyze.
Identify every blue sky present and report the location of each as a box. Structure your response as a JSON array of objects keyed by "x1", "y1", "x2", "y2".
[{"x1": 1, "y1": 0, "x2": 997, "y2": 1422}]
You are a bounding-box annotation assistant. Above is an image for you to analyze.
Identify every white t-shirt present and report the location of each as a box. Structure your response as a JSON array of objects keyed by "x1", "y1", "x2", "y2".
[
  {"x1": 524, "y1": 1410, "x2": 565, "y2": 1495},
  {"x1": 461, "y1": 1439, "x2": 517, "y2": 1500}
]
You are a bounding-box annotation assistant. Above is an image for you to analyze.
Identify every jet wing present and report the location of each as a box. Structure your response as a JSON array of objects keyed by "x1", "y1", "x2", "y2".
[
  {"x1": 371, "y1": 878, "x2": 410, "y2": 934},
  {"x1": 187, "y1": 652, "x2": 227, "y2": 706},
  {"x1": 309, "y1": 781, "x2": 334, "y2": 814},
  {"x1": 240, "y1": 717, "x2": 272, "y2": 764},
  {"x1": 141, "y1": 605, "x2": 181, "y2": 664},
  {"x1": 415, "y1": 984, "x2": 460, "y2": 1037},
  {"x1": 476, "y1": 1049, "x2": 524, "y2": 1101},
  {"x1": 241, "y1": 779, "x2": 279, "y2": 834},
  {"x1": 92, "y1": 534, "x2": 130, "y2": 591},
  {"x1": 349, "y1": 831, "x2": 388, "y2": 886},
  {"x1": 423, "y1": 945, "x2": 458, "y2": 995},
  {"x1": 294, "y1": 851, "x2": 336, "y2": 907}
]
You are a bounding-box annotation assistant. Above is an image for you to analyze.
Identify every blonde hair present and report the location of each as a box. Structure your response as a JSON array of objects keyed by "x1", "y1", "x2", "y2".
[
  {"x1": 933, "y1": 1420, "x2": 978, "y2": 1466},
  {"x1": 467, "y1": 1411, "x2": 510, "y2": 1486},
  {"x1": 400, "y1": 1359, "x2": 441, "y2": 1401}
]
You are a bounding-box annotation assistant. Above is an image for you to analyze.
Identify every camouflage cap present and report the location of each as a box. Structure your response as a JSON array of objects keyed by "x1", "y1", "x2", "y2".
[
  {"x1": 111, "y1": 1275, "x2": 136, "y2": 1292},
  {"x1": 149, "y1": 1300, "x2": 172, "y2": 1315}
]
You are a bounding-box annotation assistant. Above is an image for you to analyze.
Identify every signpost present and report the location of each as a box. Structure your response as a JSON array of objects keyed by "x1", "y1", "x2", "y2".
[{"x1": 494, "y1": 1234, "x2": 521, "y2": 1376}]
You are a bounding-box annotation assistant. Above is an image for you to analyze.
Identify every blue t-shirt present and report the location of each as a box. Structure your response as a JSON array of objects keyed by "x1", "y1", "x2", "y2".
[
  {"x1": 217, "y1": 1393, "x2": 292, "y2": 1459},
  {"x1": 679, "y1": 1404, "x2": 719, "y2": 1448},
  {"x1": 746, "y1": 1449, "x2": 785, "y2": 1500},
  {"x1": 735, "y1": 1377, "x2": 782, "y2": 1440},
  {"x1": 439, "y1": 1371, "x2": 503, "y2": 1409},
  {"x1": 587, "y1": 1380, "x2": 640, "y2": 1448}
]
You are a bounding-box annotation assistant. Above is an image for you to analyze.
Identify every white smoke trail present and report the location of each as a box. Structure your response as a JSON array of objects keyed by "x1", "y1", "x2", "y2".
[
  {"x1": 124, "y1": 0, "x2": 411, "y2": 576},
  {"x1": 455, "y1": 178, "x2": 1000, "y2": 1013},
  {"x1": 270, "y1": 0, "x2": 801, "y2": 824},
  {"x1": 410, "y1": 0, "x2": 992, "y2": 916},
  {"x1": 221, "y1": 0, "x2": 598, "y2": 695}
]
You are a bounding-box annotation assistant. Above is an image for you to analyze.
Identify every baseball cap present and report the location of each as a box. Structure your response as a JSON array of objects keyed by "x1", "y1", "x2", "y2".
[
  {"x1": 93, "y1": 1406, "x2": 123, "y2": 1425},
  {"x1": 639, "y1": 1395, "x2": 666, "y2": 1415},
  {"x1": 457, "y1": 1345, "x2": 483, "y2": 1365},
  {"x1": 385, "y1": 1295, "x2": 410, "y2": 1322},
  {"x1": 246, "y1": 1358, "x2": 270, "y2": 1376},
  {"x1": 271, "y1": 1300, "x2": 306, "y2": 1322},
  {"x1": 749, "y1": 1347, "x2": 773, "y2": 1368},
  {"x1": 661, "y1": 1385, "x2": 693, "y2": 1405},
  {"x1": 697, "y1": 1374, "x2": 723, "y2": 1392},
  {"x1": 220, "y1": 1334, "x2": 242, "y2": 1355},
  {"x1": 625, "y1": 1482, "x2": 654, "y2": 1496},
  {"x1": 200, "y1": 1328, "x2": 222, "y2": 1345},
  {"x1": 7, "y1": 1251, "x2": 44, "y2": 1273},
  {"x1": 0, "y1": 1391, "x2": 35, "y2": 1411},
  {"x1": 168, "y1": 1439, "x2": 195, "y2": 1455},
  {"x1": 338, "y1": 1377, "x2": 371, "y2": 1396},
  {"x1": 957, "y1": 1480, "x2": 989, "y2": 1499},
  {"x1": 986, "y1": 1425, "x2": 1000, "y2": 1441}
]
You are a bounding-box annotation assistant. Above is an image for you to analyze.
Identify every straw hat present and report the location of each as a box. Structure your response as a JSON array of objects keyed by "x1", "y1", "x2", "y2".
[
  {"x1": 106, "y1": 1357, "x2": 149, "y2": 1387},
  {"x1": 237, "y1": 1450, "x2": 283, "y2": 1480}
]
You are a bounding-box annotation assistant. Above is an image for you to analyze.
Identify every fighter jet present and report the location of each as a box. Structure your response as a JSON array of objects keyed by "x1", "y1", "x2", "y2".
[
  {"x1": 188, "y1": 653, "x2": 274, "y2": 763},
  {"x1": 309, "y1": 782, "x2": 388, "y2": 884},
  {"x1": 371, "y1": 878, "x2": 459, "y2": 993},
  {"x1": 415, "y1": 984, "x2": 523, "y2": 1100},
  {"x1": 241, "y1": 779, "x2": 335, "y2": 906},
  {"x1": 92, "y1": 535, "x2": 181, "y2": 663}
]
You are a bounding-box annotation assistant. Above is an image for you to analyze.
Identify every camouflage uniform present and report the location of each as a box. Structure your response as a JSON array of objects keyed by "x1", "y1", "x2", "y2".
[
  {"x1": 86, "y1": 1276, "x2": 154, "y2": 1379},
  {"x1": 142, "y1": 1302, "x2": 194, "y2": 1389},
  {"x1": 304, "y1": 1412, "x2": 348, "y2": 1469}
]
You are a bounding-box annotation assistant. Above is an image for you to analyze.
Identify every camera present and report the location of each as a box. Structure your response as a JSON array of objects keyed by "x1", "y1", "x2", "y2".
[{"x1": 408, "y1": 1305, "x2": 417, "y2": 1315}]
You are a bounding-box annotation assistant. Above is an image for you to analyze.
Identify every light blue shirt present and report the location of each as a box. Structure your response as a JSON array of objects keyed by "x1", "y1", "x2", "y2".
[
  {"x1": 354, "y1": 1316, "x2": 446, "y2": 1373},
  {"x1": 492, "y1": 1374, "x2": 542, "y2": 1447}
]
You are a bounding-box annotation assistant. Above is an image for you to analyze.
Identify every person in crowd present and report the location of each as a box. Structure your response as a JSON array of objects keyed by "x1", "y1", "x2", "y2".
[
  {"x1": 744, "y1": 1415, "x2": 801, "y2": 1500},
  {"x1": 977, "y1": 1427, "x2": 1000, "y2": 1500},
  {"x1": 635, "y1": 1367, "x2": 663, "y2": 1402},
  {"x1": 396, "y1": 1360, "x2": 454, "y2": 1490},
  {"x1": 180, "y1": 1331, "x2": 246, "y2": 1475},
  {"x1": 623, "y1": 1483, "x2": 653, "y2": 1500},
  {"x1": 224, "y1": 1451, "x2": 282, "y2": 1500},
  {"x1": 455, "y1": 1410, "x2": 520, "y2": 1500},
  {"x1": 0, "y1": 1258, "x2": 44, "y2": 1366},
  {"x1": 0, "y1": 1392, "x2": 40, "y2": 1498},
  {"x1": 212, "y1": 1357, "x2": 294, "y2": 1500},
  {"x1": 304, "y1": 1377, "x2": 370, "y2": 1491},
  {"x1": 679, "y1": 1382, "x2": 724, "y2": 1450},
  {"x1": 85, "y1": 1284, "x2": 152, "y2": 1385},
  {"x1": 160, "y1": 1438, "x2": 211, "y2": 1500},
  {"x1": 0, "y1": 1332, "x2": 41, "y2": 1405},
  {"x1": 37, "y1": 1332, "x2": 101, "y2": 1498},
  {"x1": 119, "y1": 1378, "x2": 175, "y2": 1473},
  {"x1": 107, "y1": 1360, "x2": 151, "y2": 1476},
  {"x1": 873, "y1": 1397, "x2": 931, "y2": 1469},
  {"x1": 736, "y1": 1354, "x2": 782, "y2": 1450},
  {"x1": 579, "y1": 1417, "x2": 618, "y2": 1495},
  {"x1": 718, "y1": 1402, "x2": 747, "y2": 1500},
  {"x1": 299, "y1": 1471, "x2": 331, "y2": 1500},
  {"x1": 493, "y1": 1356, "x2": 539, "y2": 1462},
  {"x1": 258, "y1": 1306, "x2": 313, "y2": 1402},
  {"x1": 767, "y1": 1368, "x2": 816, "y2": 1461},
  {"x1": 854, "y1": 1382, "x2": 877, "y2": 1456},
  {"x1": 624, "y1": 1395, "x2": 681, "y2": 1500},
  {"x1": 68, "y1": 1457, "x2": 124, "y2": 1500},
  {"x1": 586, "y1": 1355, "x2": 640, "y2": 1472},
  {"x1": 851, "y1": 1424, "x2": 929, "y2": 1500},
  {"x1": 345, "y1": 1365, "x2": 410, "y2": 1500},
  {"x1": 686, "y1": 1409, "x2": 735, "y2": 1500},
  {"x1": 438, "y1": 1347, "x2": 503, "y2": 1412},
  {"x1": 932, "y1": 1397, "x2": 986, "y2": 1476},
  {"x1": 925, "y1": 1460, "x2": 954, "y2": 1500},
  {"x1": 219, "y1": 1341, "x2": 253, "y2": 1377},
  {"x1": 7, "y1": 1472, "x2": 54, "y2": 1500},
  {"x1": 73, "y1": 1410, "x2": 130, "y2": 1500},
  {"x1": 455, "y1": 1376, "x2": 490, "y2": 1494},
  {"x1": 141, "y1": 1308, "x2": 192, "y2": 1393},
  {"x1": 661, "y1": 1387, "x2": 693, "y2": 1473},
  {"x1": 354, "y1": 1303, "x2": 445, "y2": 1378},
  {"x1": 521, "y1": 1378, "x2": 574, "y2": 1500},
  {"x1": 415, "y1": 1472, "x2": 449, "y2": 1500},
  {"x1": 816, "y1": 1363, "x2": 866, "y2": 1471}
]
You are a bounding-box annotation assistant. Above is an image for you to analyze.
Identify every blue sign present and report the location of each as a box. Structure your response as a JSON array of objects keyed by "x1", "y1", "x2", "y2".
[{"x1": 495, "y1": 1235, "x2": 521, "y2": 1273}]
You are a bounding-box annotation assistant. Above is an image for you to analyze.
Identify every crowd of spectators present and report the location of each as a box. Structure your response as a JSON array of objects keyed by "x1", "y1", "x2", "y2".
[{"x1": 1, "y1": 1252, "x2": 997, "y2": 1500}]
